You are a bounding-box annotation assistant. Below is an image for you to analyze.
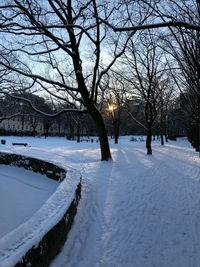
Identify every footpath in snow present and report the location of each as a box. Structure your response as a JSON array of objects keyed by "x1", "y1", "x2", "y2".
[
  {"x1": 50, "y1": 139, "x2": 200, "y2": 267},
  {"x1": 1, "y1": 137, "x2": 200, "y2": 267}
]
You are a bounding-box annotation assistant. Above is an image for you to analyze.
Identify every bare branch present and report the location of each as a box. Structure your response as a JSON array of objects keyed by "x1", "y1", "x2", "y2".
[
  {"x1": 98, "y1": 17, "x2": 200, "y2": 32},
  {"x1": 0, "y1": 112, "x2": 21, "y2": 122},
  {"x1": 0, "y1": 92, "x2": 87, "y2": 117}
]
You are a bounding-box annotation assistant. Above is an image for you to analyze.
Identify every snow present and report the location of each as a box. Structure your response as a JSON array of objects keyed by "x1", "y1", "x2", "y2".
[
  {"x1": 0, "y1": 137, "x2": 81, "y2": 267},
  {"x1": 0, "y1": 165, "x2": 58, "y2": 238},
  {"x1": 0, "y1": 136, "x2": 200, "y2": 267}
]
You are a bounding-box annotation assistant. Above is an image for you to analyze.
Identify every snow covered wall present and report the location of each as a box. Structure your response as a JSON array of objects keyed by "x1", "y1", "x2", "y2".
[
  {"x1": 0, "y1": 152, "x2": 66, "y2": 181},
  {"x1": 0, "y1": 152, "x2": 81, "y2": 267}
]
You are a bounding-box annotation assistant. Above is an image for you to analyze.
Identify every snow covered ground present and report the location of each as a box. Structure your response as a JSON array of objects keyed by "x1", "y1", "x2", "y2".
[
  {"x1": 0, "y1": 165, "x2": 58, "y2": 238},
  {"x1": 0, "y1": 136, "x2": 200, "y2": 267}
]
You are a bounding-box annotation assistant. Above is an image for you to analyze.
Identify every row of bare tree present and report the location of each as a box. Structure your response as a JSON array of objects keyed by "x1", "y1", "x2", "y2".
[{"x1": 0, "y1": 0, "x2": 199, "y2": 159}]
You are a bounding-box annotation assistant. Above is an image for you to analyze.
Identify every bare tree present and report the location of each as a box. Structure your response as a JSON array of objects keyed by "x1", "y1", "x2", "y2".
[
  {"x1": 152, "y1": 0, "x2": 200, "y2": 150},
  {"x1": 118, "y1": 32, "x2": 170, "y2": 154},
  {"x1": 0, "y1": 0, "x2": 139, "y2": 160},
  {"x1": 103, "y1": 75, "x2": 128, "y2": 144}
]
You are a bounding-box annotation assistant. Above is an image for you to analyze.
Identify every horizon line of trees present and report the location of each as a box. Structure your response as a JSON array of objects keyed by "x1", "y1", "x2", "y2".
[{"x1": 0, "y1": 91, "x2": 187, "y2": 144}]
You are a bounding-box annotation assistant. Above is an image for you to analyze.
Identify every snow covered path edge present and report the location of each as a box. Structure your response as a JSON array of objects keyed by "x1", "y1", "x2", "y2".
[{"x1": 0, "y1": 153, "x2": 81, "y2": 267}]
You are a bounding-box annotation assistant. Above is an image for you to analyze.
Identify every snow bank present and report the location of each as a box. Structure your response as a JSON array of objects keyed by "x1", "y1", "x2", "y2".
[{"x1": 0, "y1": 154, "x2": 81, "y2": 267}]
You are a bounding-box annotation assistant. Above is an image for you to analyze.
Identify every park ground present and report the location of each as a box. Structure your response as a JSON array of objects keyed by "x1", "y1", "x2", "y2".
[{"x1": 0, "y1": 136, "x2": 200, "y2": 267}]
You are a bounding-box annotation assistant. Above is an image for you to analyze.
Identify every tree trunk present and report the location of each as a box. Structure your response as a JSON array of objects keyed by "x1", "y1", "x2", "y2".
[
  {"x1": 146, "y1": 126, "x2": 152, "y2": 155},
  {"x1": 160, "y1": 134, "x2": 164, "y2": 146},
  {"x1": 196, "y1": 98, "x2": 200, "y2": 152},
  {"x1": 76, "y1": 119, "x2": 80, "y2": 143},
  {"x1": 160, "y1": 106, "x2": 164, "y2": 146},
  {"x1": 114, "y1": 133, "x2": 119, "y2": 144},
  {"x1": 114, "y1": 120, "x2": 120, "y2": 144},
  {"x1": 164, "y1": 114, "x2": 168, "y2": 142},
  {"x1": 195, "y1": 124, "x2": 199, "y2": 151},
  {"x1": 89, "y1": 103, "x2": 112, "y2": 160},
  {"x1": 69, "y1": 120, "x2": 75, "y2": 140},
  {"x1": 67, "y1": 28, "x2": 111, "y2": 160},
  {"x1": 32, "y1": 127, "x2": 36, "y2": 137},
  {"x1": 21, "y1": 116, "x2": 24, "y2": 131}
]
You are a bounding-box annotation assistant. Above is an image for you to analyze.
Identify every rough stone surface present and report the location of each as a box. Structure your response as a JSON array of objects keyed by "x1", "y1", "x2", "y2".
[
  {"x1": 14, "y1": 182, "x2": 81, "y2": 267},
  {"x1": 0, "y1": 152, "x2": 66, "y2": 181}
]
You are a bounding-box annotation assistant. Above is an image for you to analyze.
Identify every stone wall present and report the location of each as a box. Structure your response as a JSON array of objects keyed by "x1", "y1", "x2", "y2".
[
  {"x1": 14, "y1": 182, "x2": 81, "y2": 267},
  {"x1": 0, "y1": 152, "x2": 81, "y2": 267},
  {"x1": 0, "y1": 152, "x2": 66, "y2": 181}
]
